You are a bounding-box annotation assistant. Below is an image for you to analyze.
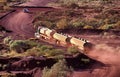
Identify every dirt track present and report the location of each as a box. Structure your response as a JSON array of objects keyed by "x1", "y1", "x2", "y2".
[
  {"x1": 0, "y1": 10, "x2": 34, "y2": 39},
  {"x1": 0, "y1": 6, "x2": 120, "y2": 77}
]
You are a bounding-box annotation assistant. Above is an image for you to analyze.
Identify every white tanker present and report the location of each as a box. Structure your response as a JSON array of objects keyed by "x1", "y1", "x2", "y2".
[{"x1": 35, "y1": 27, "x2": 93, "y2": 54}]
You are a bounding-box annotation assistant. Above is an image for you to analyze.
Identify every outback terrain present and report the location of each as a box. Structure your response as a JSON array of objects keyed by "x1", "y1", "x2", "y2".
[{"x1": 0, "y1": 0, "x2": 120, "y2": 77}]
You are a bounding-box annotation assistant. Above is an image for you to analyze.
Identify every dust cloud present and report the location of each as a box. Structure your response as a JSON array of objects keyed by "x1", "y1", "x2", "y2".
[
  {"x1": 79, "y1": 44, "x2": 120, "y2": 77},
  {"x1": 88, "y1": 44, "x2": 120, "y2": 65}
]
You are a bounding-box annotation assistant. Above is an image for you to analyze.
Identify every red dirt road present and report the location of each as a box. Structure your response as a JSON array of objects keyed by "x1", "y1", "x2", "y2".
[{"x1": 0, "y1": 10, "x2": 35, "y2": 39}]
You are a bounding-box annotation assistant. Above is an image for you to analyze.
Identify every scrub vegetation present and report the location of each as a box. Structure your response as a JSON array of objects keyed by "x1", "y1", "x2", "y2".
[
  {"x1": 1, "y1": 37, "x2": 80, "y2": 58},
  {"x1": 42, "y1": 60, "x2": 72, "y2": 77},
  {"x1": 0, "y1": 0, "x2": 120, "y2": 77},
  {"x1": 33, "y1": 0, "x2": 120, "y2": 30}
]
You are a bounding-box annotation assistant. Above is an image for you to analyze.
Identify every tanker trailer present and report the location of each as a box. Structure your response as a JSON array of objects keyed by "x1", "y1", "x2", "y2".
[{"x1": 53, "y1": 33, "x2": 69, "y2": 46}]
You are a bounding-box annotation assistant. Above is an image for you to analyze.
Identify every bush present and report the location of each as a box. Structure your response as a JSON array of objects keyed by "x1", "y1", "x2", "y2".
[
  {"x1": 53, "y1": 55, "x2": 64, "y2": 60},
  {"x1": 25, "y1": 44, "x2": 64, "y2": 57},
  {"x1": 67, "y1": 46, "x2": 79, "y2": 55},
  {"x1": 42, "y1": 60, "x2": 72, "y2": 77},
  {"x1": 9, "y1": 40, "x2": 38, "y2": 53},
  {"x1": 98, "y1": 24, "x2": 114, "y2": 30},
  {"x1": 39, "y1": 45, "x2": 53, "y2": 51},
  {"x1": 34, "y1": 21, "x2": 42, "y2": 28},
  {"x1": 46, "y1": 49, "x2": 64, "y2": 57},
  {"x1": 107, "y1": 15, "x2": 120, "y2": 24},
  {"x1": 72, "y1": 21, "x2": 85, "y2": 29},
  {"x1": 24, "y1": 40, "x2": 38, "y2": 47},
  {"x1": 34, "y1": 21, "x2": 55, "y2": 29},
  {"x1": 42, "y1": 21, "x2": 55, "y2": 28},
  {"x1": 25, "y1": 47, "x2": 45, "y2": 56},
  {"x1": 25, "y1": 45, "x2": 52, "y2": 57},
  {"x1": 56, "y1": 18, "x2": 69, "y2": 29},
  {"x1": 86, "y1": 20, "x2": 103, "y2": 29}
]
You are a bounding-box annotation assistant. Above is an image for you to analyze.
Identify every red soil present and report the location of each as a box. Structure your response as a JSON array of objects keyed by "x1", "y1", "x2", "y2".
[
  {"x1": 0, "y1": 6, "x2": 120, "y2": 77},
  {"x1": 20, "y1": 0, "x2": 58, "y2": 7},
  {"x1": 0, "y1": 10, "x2": 35, "y2": 39}
]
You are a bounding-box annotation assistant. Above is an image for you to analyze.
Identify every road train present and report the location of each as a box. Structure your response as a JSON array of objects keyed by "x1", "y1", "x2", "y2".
[{"x1": 35, "y1": 27, "x2": 93, "y2": 54}]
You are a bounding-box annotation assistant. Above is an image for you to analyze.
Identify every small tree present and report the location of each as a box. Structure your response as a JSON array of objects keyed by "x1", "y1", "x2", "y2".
[
  {"x1": 67, "y1": 46, "x2": 79, "y2": 55},
  {"x1": 9, "y1": 40, "x2": 37, "y2": 53},
  {"x1": 72, "y1": 21, "x2": 85, "y2": 29},
  {"x1": 42, "y1": 60, "x2": 72, "y2": 77},
  {"x1": 98, "y1": 24, "x2": 114, "y2": 30},
  {"x1": 25, "y1": 47, "x2": 45, "y2": 56},
  {"x1": 47, "y1": 49, "x2": 64, "y2": 57},
  {"x1": 86, "y1": 20, "x2": 103, "y2": 29},
  {"x1": 56, "y1": 18, "x2": 69, "y2": 29}
]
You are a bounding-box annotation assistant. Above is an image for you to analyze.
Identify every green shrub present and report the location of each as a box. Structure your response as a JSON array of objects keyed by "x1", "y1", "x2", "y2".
[
  {"x1": 98, "y1": 24, "x2": 114, "y2": 30},
  {"x1": 40, "y1": 45, "x2": 53, "y2": 51},
  {"x1": 72, "y1": 21, "x2": 85, "y2": 29},
  {"x1": 107, "y1": 15, "x2": 120, "y2": 24},
  {"x1": 25, "y1": 45, "x2": 64, "y2": 57},
  {"x1": 34, "y1": 21, "x2": 42, "y2": 28},
  {"x1": 25, "y1": 47, "x2": 45, "y2": 56},
  {"x1": 34, "y1": 21, "x2": 55, "y2": 28},
  {"x1": 67, "y1": 46, "x2": 79, "y2": 55},
  {"x1": 9, "y1": 40, "x2": 38, "y2": 53},
  {"x1": 24, "y1": 40, "x2": 38, "y2": 47},
  {"x1": 25, "y1": 45, "x2": 52, "y2": 57},
  {"x1": 42, "y1": 21, "x2": 54, "y2": 28},
  {"x1": 86, "y1": 20, "x2": 102, "y2": 29},
  {"x1": 42, "y1": 60, "x2": 71, "y2": 77},
  {"x1": 56, "y1": 18, "x2": 69, "y2": 29},
  {"x1": 47, "y1": 49, "x2": 64, "y2": 57},
  {"x1": 34, "y1": 12, "x2": 45, "y2": 20}
]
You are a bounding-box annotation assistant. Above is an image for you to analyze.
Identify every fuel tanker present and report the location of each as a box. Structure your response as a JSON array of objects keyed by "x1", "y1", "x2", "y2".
[{"x1": 35, "y1": 27, "x2": 93, "y2": 54}]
